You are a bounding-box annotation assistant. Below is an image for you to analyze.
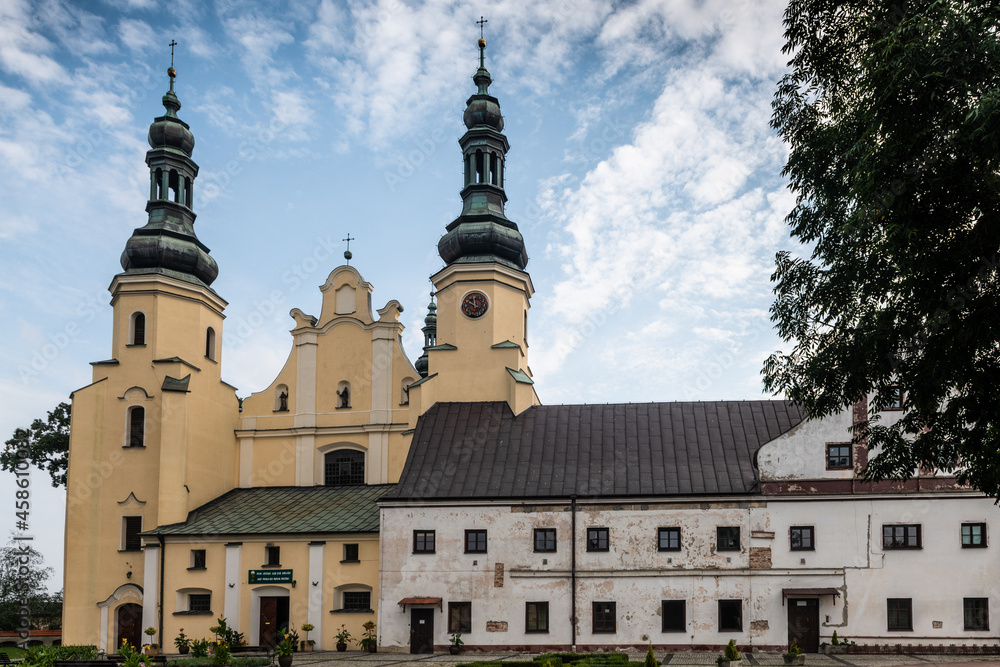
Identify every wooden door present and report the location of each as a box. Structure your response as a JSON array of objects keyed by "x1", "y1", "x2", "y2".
[
  {"x1": 409, "y1": 608, "x2": 434, "y2": 654},
  {"x1": 787, "y1": 598, "x2": 819, "y2": 652},
  {"x1": 116, "y1": 603, "x2": 142, "y2": 652},
  {"x1": 259, "y1": 597, "x2": 278, "y2": 648}
]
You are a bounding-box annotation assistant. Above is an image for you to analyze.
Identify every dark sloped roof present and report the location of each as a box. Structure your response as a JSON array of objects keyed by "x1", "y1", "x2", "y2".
[
  {"x1": 145, "y1": 484, "x2": 395, "y2": 536},
  {"x1": 387, "y1": 401, "x2": 804, "y2": 501}
]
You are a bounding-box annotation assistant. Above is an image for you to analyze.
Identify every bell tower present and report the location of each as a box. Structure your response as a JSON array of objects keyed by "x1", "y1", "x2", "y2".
[
  {"x1": 423, "y1": 31, "x2": 539, "y2": 413},
  {"x1": 63, "y1": 57, "x2": 239, "y2": 650}
]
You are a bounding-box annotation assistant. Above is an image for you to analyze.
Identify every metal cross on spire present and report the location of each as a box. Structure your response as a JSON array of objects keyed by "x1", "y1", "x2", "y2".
[
  {"x1": 477, "y1": 16, "x2": 488, "y2": 39},
  {"x1": 343, "y1": 233, "x2": 355, "y2": 264},
  {"x1": 169, "y1": 40, "x2": 177, "y2": 67}
]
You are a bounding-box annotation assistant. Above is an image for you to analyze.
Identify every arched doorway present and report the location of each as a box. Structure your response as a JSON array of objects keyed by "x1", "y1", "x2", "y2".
[{"x1": 116, "y1": 603, "x2": 142, "y2": 651}]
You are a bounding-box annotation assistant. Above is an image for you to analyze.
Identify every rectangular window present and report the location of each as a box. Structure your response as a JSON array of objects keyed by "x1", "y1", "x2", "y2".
[
  {"x1": 343, "y1": 591, "x2": 371, "y2": 611},
  {"x1": 718, "y1": 599, "x2": 743, "y2": 632},
  {"x1": 887, "y1": 598, "x2": 913, "y2": 631},
  {"x1": 189, "y1": 593, "x2": 211, "y2": 613},
  {"x1": 717, "y1": 526, "x2": 740, "y2": 551},
  {"x1": 962, "y1": 523, "x2": 987, "y2": 548},
  {"x1": 414, "y1": 530, "x2": 436, "y2": 554},
  {"x1": 190, "y1": 549, "x2": 206, "y2": 569},
  {"x1": 592, "y1": 601, "x2": 616, "y2": 633},
  {"x1": 883, "y1": 524, "x2": 921, "y2": 549},
  {"x1": 264, "y1": 545, "x2": 280, "y2": 566},
  {"x1": 790, "y1": 526, "x2": 814, "y2": 551},
  {"x1": 465, "y1": 529, "x2": 487, "y2": 554},
  {"x1": 662, "y1": 600, "x2": 685, "y2": 632},
  {"x1": 448, "y1": 601, "x2": 472, "y2": 633},
  {"x1": 526, "y1": 601, "x2": 549, "y2": 633},
  {"x1": 343, "y1": 543, "x2": 359, "y2": 562},
  {"x1": 964, "y1": 598, "x2": 989, "y2": 631},
  {"x1": 123, "y1": 516, "x2": 142, "y2": 551},
  {"x1": 658, "y1": 527, "x2": 681, "y2": 552},
  {"x1": 534, "y1": 528, "x2": 557, "y2": 553},
  {"x1": 885, "y1": 385, "x2": 904, "y2": 410},
  {"x1": 587, "y1": 527, "x2": 609, "y2": 552},
  {"x1": 827, "y1": 443, "x2": 852, "y2": 469}
]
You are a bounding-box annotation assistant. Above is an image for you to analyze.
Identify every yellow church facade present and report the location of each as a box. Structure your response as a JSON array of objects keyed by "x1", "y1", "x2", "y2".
[{"x1": 63, "y1": 40, "x2": 538, "y2": 653}]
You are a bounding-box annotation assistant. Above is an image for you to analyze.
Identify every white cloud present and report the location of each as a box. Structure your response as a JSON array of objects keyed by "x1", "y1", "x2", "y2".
[
  {"x1": 0, "y1": 0, "x2": 69, "y2": 85},
  {"x1": 118, "y1": 18, "x2": 155, "y2": 53}
]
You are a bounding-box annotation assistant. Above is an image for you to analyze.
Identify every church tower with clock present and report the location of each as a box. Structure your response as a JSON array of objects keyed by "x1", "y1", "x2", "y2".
[{"x1": 408, "y1": 35, "x2": 540, "y2": 416}]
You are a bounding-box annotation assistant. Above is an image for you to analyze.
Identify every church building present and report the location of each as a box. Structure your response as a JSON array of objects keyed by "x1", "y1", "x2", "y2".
[{"x1": 63, "y1": 36, "x2": 997, "y2": 657}]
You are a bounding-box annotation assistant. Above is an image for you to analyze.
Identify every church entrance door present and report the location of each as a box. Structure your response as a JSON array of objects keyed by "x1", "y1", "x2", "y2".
[
  {"x1": 409, "y1": 608, "x2": 434, "y2": 653},
  {"x1": 116, "y1": 603, "x2": 142, "y2": 652},
  {"x1": 259, "y1": 596, "x2": 289, "y2": 648},
  {"x1": 787, "y1": 598, "x2": 819, "y2": 652}
]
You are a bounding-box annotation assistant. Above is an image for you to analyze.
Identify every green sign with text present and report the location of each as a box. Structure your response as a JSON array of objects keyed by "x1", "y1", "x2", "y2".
[{"x1": 248, "y1": 569, "x2": 292, "y2": 584}]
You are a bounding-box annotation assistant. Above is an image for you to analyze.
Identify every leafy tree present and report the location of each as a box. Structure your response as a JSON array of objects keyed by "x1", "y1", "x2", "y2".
[
  {"x1": 765, "y1": 2, "x2": 1000, "y2": 493},
  {"x1": 2, "y1": 402, "x2": 70, "y2": 488},
  {"x1": 0, "y1": 538, "x2": 61, "y2": 631}
]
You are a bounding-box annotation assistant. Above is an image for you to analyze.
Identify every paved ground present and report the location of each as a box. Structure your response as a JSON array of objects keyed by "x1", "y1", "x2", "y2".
[{"x1": 281, "y1": 651, "x2": 1000, "y2": 667}]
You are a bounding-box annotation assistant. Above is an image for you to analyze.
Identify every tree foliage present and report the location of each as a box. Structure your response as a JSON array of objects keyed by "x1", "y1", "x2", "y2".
[
  {"x1": 765, "y1": 2, "x2": 1000, "y2": 494},
  {"x1": 0, "y1": 539, "x2": 61, "y2": 631},
  {"x1": 2, "y1": 402, "x2": 70, "y2": 488}
]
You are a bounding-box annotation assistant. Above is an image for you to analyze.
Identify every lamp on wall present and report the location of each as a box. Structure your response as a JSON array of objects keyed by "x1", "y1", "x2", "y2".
[{"x1": 125, "y1": 562, "x2": 132, "y2": 579}]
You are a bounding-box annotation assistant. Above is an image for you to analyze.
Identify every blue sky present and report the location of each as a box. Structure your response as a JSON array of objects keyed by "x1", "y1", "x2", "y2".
[{"x1": 0, "y1": 0, "x2": 797, "y2": 589}]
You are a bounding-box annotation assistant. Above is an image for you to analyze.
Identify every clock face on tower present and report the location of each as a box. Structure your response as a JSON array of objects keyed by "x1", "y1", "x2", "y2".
[{"x1": 461, "y1": 291, "x2": 489, "y2": 318}]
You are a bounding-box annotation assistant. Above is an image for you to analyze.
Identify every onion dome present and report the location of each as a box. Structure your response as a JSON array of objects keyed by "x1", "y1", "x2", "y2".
[
  {"x1": 120, "y1": 65, "x2": 219, "y2": 288},
  {"x1": 415, "y1": 294, "x2": 437, "y2": 377},
  {"x1": 438, "y1": 37, "x2": 528, "y2": 272},
  {"x1": 463, "y1": 39, "x2": 504, "y2": 131},
  {"x1": 147, "y1": 67, "x2": 195, "y2": 155}
]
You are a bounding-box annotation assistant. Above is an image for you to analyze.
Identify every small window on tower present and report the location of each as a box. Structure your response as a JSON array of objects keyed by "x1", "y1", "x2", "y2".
[
  {"x1": 205, "y1": 327, "x2": 216, "y2": 361},
  {"x1": 130, "y1": 312, "x2": 146, "y2": 346},
  {"x1": 127, "y1": 407, "x2": 145, "y2": 448}
]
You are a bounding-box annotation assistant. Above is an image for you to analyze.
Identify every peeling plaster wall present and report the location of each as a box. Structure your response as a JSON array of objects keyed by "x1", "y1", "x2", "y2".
[{"x1": 380, "y1": 493, "x2": 1000, "y2": 651}]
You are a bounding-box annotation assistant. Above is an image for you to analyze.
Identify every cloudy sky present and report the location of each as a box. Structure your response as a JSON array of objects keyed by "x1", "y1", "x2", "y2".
[{"x1": 0, "y1": 0, "x2": 798, "y2": 588}]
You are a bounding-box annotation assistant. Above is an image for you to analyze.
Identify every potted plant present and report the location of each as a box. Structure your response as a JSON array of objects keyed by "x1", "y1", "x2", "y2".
[
  {"x1": 358, "y1": 620, "x2": 377, "y2": 653},
  {"x1": 300, "y1": 623, "x2": 314, "y2": 652},
  {"x1": 275, "y1": 632, "x2": 295, "y2": 667},
  {"x1": 716, "y1": 639, "x2": 741, "y2": 667},
  {"x1": 143, "y1": 627, "x2": 158, "y2": 656},
  {"x1": 449, "y1": 631, "x2": 464, "y2": 655},
  {"x1": 822, "y1": 631, "x2": 854, "y2": 655},
  {"x1": 174, "y1": 628, "x2": 192, "y2": 655},
  {"x1": 783, "y1": 639, "x2": 805, "y2": 665},
  {"x1": 334, "y1": 625, "x2": 352, "y2": 652}
]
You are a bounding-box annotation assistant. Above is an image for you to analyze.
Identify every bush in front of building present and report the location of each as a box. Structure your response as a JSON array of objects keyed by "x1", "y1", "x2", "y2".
[{"x1": 21, "y1": 644, "x2": 97, "y2": 666}]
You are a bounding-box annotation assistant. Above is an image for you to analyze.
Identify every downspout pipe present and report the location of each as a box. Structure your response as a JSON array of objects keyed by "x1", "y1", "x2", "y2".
[
  {"x1": 158, "y1": 535, "x2": 165, "y2": 646},
  {"x1": 571, "y1": 494, "x2": 577, "y2": 652}
]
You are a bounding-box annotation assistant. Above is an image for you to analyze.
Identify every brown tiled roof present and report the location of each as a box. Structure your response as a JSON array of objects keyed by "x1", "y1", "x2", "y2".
[{"x1": 387, "y1": 401, "x2": 804, "y2": 501}]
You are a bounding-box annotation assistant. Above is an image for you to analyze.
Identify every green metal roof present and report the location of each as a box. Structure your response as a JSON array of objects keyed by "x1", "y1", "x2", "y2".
[{"x1": 144, "y1": 484, "x2": 395, "y2": 537}]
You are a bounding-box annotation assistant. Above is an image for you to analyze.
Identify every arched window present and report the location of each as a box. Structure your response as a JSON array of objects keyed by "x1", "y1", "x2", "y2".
[
  {"x1": 490, "y1": 153, "x2": 498, "y2": 185},
  {"x1": 475, "y1": 150, "x2": 485, "y2": 183},
  {"x1": 130, "y1": 312, "x2": 146, "y2": 346},
  {"x1": 127, "y1": 407, "x2": 144, "y2": 448},
  {"x1": 205, "y1": 327, "x2": 216, "y2": 360},
  {"x1": 274, "y1": 384, "x2": 289, "y2": 412},
  {"x1": 324, "y1": 450, "x2": 364, "y2": 486}
]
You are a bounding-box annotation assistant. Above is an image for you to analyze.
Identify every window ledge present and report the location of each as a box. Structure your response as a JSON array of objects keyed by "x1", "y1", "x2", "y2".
[
  {"x1": 187, "y1": 566, "x2": 207, "y2": 571},
  {"x1": 118, "y1": 548, "x2": 143, "y2": 553},
  {"x1": 122, "y1": 445, "x2": 146, "y2": 449},
  {"x1": 173, "y1": 610, "x2": 214, "y2": 616},
  {"x1": 204, "y1": 356, "x2": 218, "y2": 365},
  {"x1": 330, "y1": 608, "x2": 374, "y2": 614},
  {"x1": 274, "y1": 408, "x2": 289, "y2": 413},
  {"x1": 340, "y1": 559, "x2": 360, "y2": 564},
  {"x1": 261, "y1": 564, "x2": 283, "y2": 568},
  {"x1": 126, "y1": 344, "x2": 147, "y2": 348}
]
